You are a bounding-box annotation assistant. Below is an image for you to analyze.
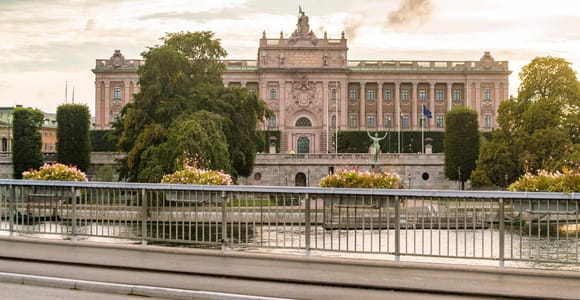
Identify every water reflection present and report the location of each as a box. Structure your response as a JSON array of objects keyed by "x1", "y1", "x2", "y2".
[{"x1": 1, "y1": 220, "x2": 578, "y2": 271}]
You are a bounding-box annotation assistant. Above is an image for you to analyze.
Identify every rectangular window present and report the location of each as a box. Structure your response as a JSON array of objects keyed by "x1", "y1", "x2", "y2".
[
  {"x1": 113, "y1": 87, "x2": 121, "y2": 100},
  {"x1": 401, "y1": 115, "x2": 409, "y2": 128},
  {"x1": 419, "y1": 89, "x2": 426, "y2": 101},
  {"x1": 269, "y1": 88, "x2": 277, "y2": 100},
  {"x1": 402, "y1": 89, "x2": 409, "y2": 101},
  {"x1": 366, "y1": 114, "x2": 375, "y2": 128},
  {"x1": 484, "y1": 115, "x2": 491, "y2": 128},
  {"x1": 331, "y1": 115, "x2": 337, "y2": 128},
  {"x1": 330, "y1": 88, "x2": 337, "y2": 100},
  {"x1": 113, "y1": 113, "x2": 119, "y2": 122},
  {"x1": 349, "y1": 88, "x2": 358, "y2": 101},
  {"x1": 436, "y1": 115, "x2": 444, "y2": 128},
  {"x1": 268, "y1": 116, "x2": 276, "y2": 128},
  {"x1": 384, "y1": 114, "x2": 392, "y2": 128},
  {"x1": 453, "y1": 89, "x2": 461, "y2": 101},
  {"x1": 349, "y1": 114, "x2": 358, "y2": 127},
  {"x1": 384, "y1": 88, "x2": 392, "y2": 101},
  {"x1": 366, "y1": 89, "x2": 375, "y2": 101},
  {"x1": 436, "y1": 89, "x2": 444, "y2": 101},
  {"x1": 484, "y1": 88, "x2": 491, "y2": 101}
]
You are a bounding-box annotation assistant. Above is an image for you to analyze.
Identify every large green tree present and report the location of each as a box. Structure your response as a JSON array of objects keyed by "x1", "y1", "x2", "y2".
[
  {"x1": 471, "y1": 56, "x2": 580, "y2": 187},
  {"x1": 444, "y1": 107, "x2": 479, "y2": 189},
  {"x1": 57, "y1": 104, "x2": 91, "y2": 173},
  {"x1": 12, "y1": 107, "x2": 44, "y2": 179},
  {"x1": 114, "y1": 31, "x2": 268, "y2": 182}
]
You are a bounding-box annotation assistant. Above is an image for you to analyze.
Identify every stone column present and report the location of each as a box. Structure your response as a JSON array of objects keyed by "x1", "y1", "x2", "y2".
[
  {"x1": 465, "y1": 81, "x2": 472, "y2": 109},
  {"x1": 359, "y1": 82, "x2": 365, "y2": 129},
  {"x1": 395, "y1": 82, "x2": 401, "y2": 129},
  {"x1": 104, "y1": 81, "x2": 110, "y2": 126},
  {"x1": 476, "y1": 82, "x2": 482, "y2": 119},
  {"x1": 95, "y1": 80, "x2": 102, "y2": 127},
  {"x1": 340, "y1": 80, "x2": 348, "y2": 130},
  {"x1": 411, "y1": 81, "x2": 418, "y2": 129},
  {"x1": 447, "y1": 83, "x2": 453, "y2": 111},
  {"x1": 377, "y1": 83, "x2": 383, "y2": 128},
  {"x1": 322, "y1": 80, "x2": 329, "y2": 153}
]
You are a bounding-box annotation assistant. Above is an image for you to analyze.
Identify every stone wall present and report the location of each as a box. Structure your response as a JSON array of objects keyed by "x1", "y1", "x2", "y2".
[{"x1": 1, "y1": 152, "x2": 460, "y2": 189}]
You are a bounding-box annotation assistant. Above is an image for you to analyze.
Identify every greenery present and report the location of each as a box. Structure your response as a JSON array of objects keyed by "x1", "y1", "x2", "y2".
[
  {"x1": 56, "y1": 104, "x2": 91, "y2": 173},
  {"x1": 22, "y1": 163, "x2": 88, "y2": 181},
  {"x1": 444, "y1": 107, "x2": 479, "y2": 189},
  {"x1": 95, "y1": 165, "x2": 116, "y2": 182},
  {"x1": 508, "y1": 167, "x2": 580, "y2": 192},
  {"x1": 471, "y1": 56, "x2": 580, "y2": 188},
  {"x1": 12, "y1": 107, "x2": 44, "y2": 179},
  {"x1": 336, "y1": 131, "x2": 444, "y2": 153},
  {"x1": 257, "y1": 130, "x2": 281, "y2": 153},
  {"x1": 113, "y1": 31, "x2": 269, "y2": 182},
  {"x1": 319, "y1": 168, "x2": 404, "y2": 188},
  {"x1": 90, "y1": 130, "x2": 117, "y2": 152}
]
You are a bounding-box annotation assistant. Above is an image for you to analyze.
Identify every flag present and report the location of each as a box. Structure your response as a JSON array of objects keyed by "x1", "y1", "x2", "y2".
[{"x1": 422, "y1": 104, "x2": 432, "y2": 119}]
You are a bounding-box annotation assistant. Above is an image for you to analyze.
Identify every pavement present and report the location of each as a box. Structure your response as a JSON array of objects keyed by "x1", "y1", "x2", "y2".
[{"x1": 0, "y1": 236, "x2": 579, "y2": 299}]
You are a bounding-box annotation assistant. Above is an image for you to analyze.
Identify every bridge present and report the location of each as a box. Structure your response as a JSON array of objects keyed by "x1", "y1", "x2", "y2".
[{"x1": 1, "y1": 180, "x2": 579, "y2": 298}]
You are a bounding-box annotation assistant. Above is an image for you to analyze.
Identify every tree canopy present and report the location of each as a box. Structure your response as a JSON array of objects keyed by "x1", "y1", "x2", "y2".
[
  {"x1": 113, "y1": 31, "x2": 269, "y2": 182},
  {"x1": 444, "y1": 107, "x2": 479, "y2": 189},
  {"x1": 12, "y1": 107, "x2": 44, "y2": 179},
  {"x1": 471, "y1": 56, "x2": 580, "y2": 187}
]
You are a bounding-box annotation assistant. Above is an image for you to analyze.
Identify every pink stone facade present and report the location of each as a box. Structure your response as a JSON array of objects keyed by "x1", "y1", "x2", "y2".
[{"x1": 93, "y1": 13, "x2": 510, "y2": 154}]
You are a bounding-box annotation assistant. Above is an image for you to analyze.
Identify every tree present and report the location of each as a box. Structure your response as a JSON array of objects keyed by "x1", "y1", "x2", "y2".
[
  {"x1": 12, "y1": 107, "x2": 44, "y2": 179},
  {"x1": 114, "y1": 31, "x2": 269, "y2": 182},
  {"x1": 444, "y1": 107, "x2": 479, "y2": 189},
  {"x1": 57, "y1": 104, "x2": 91, "y2": 173},
  {"x1": 471, "y1": 56, "x2": 580, "y2": 187}
]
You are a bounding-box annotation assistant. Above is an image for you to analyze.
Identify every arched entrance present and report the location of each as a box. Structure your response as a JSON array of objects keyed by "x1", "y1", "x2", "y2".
[
  {"x1": 295, "y1": 172, "x2": 307, "y2": 186},
  {"x1": 297, "y1": 137, "x2": 310, "y2": 153}
]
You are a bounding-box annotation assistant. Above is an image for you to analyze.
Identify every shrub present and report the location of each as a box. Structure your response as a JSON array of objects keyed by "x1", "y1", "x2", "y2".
[
  {"x1": 508, "y1": 167, "x2": 580, "y2": 192},
  {"x1": 22, "y1": 163, "x2": 88, "y2": 182},
  {"x1": 319, "y1": 168, "x2": 404, "y2": 189}
]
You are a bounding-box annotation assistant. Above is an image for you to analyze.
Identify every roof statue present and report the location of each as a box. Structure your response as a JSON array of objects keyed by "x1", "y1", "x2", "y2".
[{"x1": 289, "y1": 8, "x2": 318, "y2": 45}]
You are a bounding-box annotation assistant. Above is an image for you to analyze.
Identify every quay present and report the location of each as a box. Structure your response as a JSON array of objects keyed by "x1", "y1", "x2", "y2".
[{"x1": 1, "y1": 236, "x2": 580, "y2": 299}]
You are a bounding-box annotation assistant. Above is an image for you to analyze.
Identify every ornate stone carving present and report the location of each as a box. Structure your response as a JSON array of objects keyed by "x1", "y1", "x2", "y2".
[
  {"x1": 109, "y1": 50, "x2": 126, "y2": 68},
  {"x1": 286, "y1": 76, "x2": 322, "y2": 115},
  {"x1": 480, "y1": 51, "x2": 495, "y2": 69}
]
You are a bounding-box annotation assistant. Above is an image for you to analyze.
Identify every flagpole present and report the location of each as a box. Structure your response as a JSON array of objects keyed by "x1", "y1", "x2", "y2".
[{"x1": 421, "y1": 104, "x2": 424, "y2": 153}]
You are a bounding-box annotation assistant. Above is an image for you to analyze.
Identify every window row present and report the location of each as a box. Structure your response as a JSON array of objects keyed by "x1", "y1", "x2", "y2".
[
  {"x1": 248, "y1": 85, "x2": 494, "y2": 102},
  {"x1": 266, "y1": 113, "x2": 492, "y2": 129}
]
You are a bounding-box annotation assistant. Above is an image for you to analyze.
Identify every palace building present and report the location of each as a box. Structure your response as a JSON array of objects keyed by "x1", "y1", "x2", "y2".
[{"x1": 93, "y1": 12, "x2": 510, "y2": 154}]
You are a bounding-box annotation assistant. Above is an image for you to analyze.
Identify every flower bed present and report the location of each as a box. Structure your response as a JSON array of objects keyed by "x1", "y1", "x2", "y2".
[
  {"x1": 161, "y1": 165, "x2": 232, "y2": 185},
  {"x1": 508, "y1": 167, "x2": 580, "y2": 192},
  {"x1": 22, "y1": 163, "x2": 88, "y2": 182},
  {"x1": 319, "y1": 169, "x2": 404, "y2": 189}
]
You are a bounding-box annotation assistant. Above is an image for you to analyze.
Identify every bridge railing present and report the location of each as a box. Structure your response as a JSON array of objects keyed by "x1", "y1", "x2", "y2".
[{"x1": 1, "y1": 180, "x2": 578, "y2": 268}]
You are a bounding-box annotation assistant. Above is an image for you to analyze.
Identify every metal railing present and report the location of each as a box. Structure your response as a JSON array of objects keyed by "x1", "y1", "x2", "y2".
[{"x1": 1, "y1": 180, "x2": 578, "y2": 269}]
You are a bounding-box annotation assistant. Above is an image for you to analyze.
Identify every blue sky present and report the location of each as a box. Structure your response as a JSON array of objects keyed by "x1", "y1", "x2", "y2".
[{"x1": 1, "y1": 0, "x2": 579, "y2": 114}]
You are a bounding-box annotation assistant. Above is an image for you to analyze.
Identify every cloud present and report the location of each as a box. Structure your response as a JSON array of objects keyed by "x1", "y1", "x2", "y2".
[
  {"x1": 343, "y1": 15, "x2": 364, "y2": 41},
  {"x1": 387, "y1": 0, "x2": 432, "y2": 27}
]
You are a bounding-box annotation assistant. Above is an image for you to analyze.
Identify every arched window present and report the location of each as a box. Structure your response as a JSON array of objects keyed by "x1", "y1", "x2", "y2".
[{"x1": 295, "y1": 117, "x2": 312, "y2": 127}]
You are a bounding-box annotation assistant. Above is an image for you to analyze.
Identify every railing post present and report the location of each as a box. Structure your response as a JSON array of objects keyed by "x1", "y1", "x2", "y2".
[
  {"x1": 141, "y1": 188, "x2": 147, "y2": 246},
  {"x1": 221, "y1": 191, "x2": 228, "y2": 252},
  {"x1": 71, "y1": 186, "x2": 77, "y2": 241},
  {"x1": 9, "y1": 185, "x2": 15, "y2": 237},
  {"x1": 499, "y1": 197, "x2": 505, "y2": 268},
  {"x1": 305, "y1": 193, "x2": 311, "y2": 256},
  {"x1": 395, "y1": 195, "x2": 400, "y2": 262}
]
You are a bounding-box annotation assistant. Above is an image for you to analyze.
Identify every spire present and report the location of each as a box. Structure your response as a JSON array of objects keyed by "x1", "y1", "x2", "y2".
[{"x1": 299, "y1": 6, "x2": 304, "y2": 16}]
